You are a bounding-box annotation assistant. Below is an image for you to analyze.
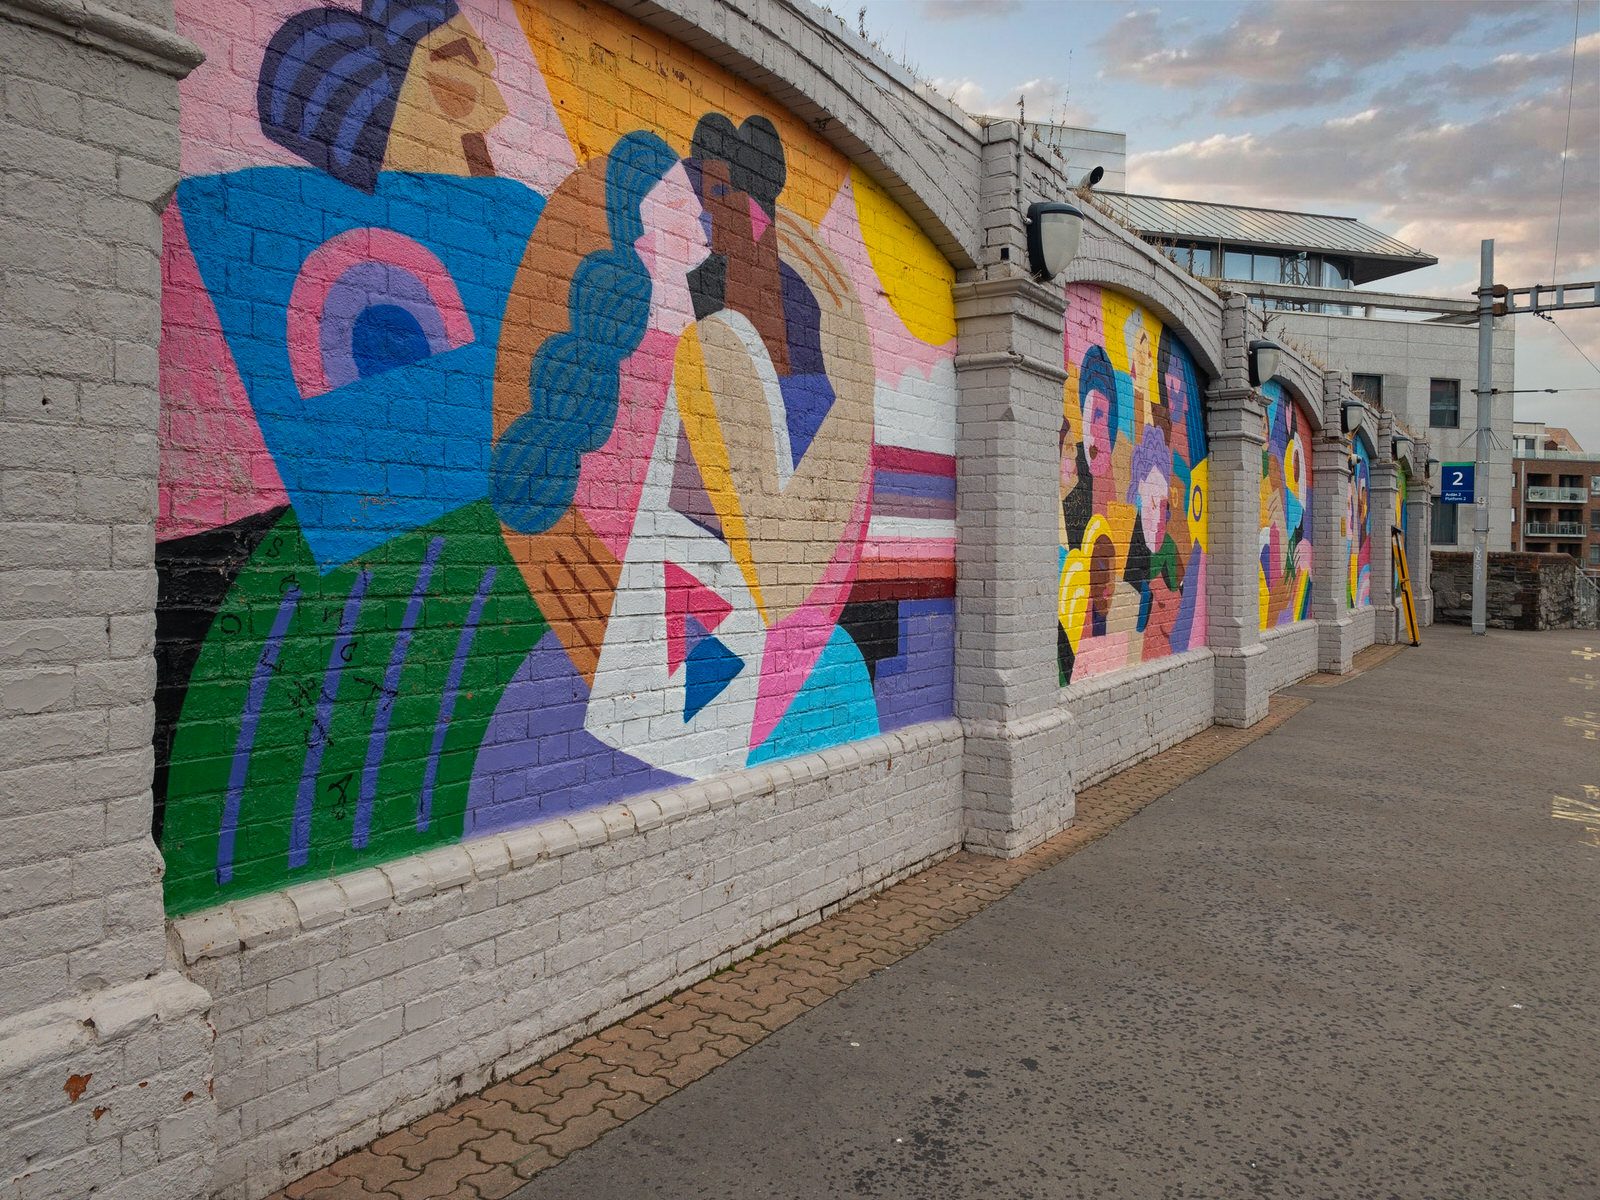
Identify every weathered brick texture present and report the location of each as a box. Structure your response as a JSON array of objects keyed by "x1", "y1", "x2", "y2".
[{"x1": 0, "y1": 0, "x2": 1435, "y2": 1196}]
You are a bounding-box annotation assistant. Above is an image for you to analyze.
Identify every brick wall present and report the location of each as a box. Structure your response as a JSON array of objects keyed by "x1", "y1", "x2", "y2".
[{"x1": 1, "y1": 0, "x2": 1432, "y2": 1196}]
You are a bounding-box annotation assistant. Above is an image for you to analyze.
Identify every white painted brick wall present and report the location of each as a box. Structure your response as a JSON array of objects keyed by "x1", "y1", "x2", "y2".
[
  {"x1": 1258, "y1": 622, "x2": 1319, "y2": 694},
  {"x1": 1064, "y1": 651, "x2": 1216, "y2": 787},
  {"x1": 173, "y1": 721, "x2": 964, "y2": 1198}
]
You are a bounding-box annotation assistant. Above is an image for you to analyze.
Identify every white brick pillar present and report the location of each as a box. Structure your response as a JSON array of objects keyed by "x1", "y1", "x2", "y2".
[
  {"x1": 1207, "y1": 296, "x2": 1269, "y2": 727},
  {"x1": 952, "y1": 124, "x2": 1075, "y2": 858},
  {"x1": 1313, "y1": 372, "x2": 1356, "y2": 672},
  {"x1": 1370, "y1": 414, "x2": 1399, "y2": 645},
  {"x1": 1407, "y1": 443, "x2": 1434, "y2": 626},
  {"x1": 0, "y1": 3, "x2": 216, "y2": 1197}
]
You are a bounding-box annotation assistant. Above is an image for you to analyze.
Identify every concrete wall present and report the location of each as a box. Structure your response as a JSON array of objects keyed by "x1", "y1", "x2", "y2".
[{"x1": 0, "y1": 1, "x2": 1433, "y2": 1196}]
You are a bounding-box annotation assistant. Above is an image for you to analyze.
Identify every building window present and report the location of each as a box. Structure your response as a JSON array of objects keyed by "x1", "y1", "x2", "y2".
[
  {"x1": 1429, "y1": 379, "x2": 1460, "y2": 428},
  {"x1": 1351, "y1": 374, "x2": 1383, "y2": 406},
  {"x1": 1590, "y1": 544, "x2": 1600, "y2": 565},
  {"x1": 1591, "y1": 508, "x2": 1600, "y2": 529},
  {"x1": 1431, "y1": 500, "x2": 1458, "y2": 544}
]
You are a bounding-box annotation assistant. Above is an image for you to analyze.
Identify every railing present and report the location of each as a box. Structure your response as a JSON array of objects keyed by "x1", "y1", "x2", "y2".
[
  {"x1": 1525, "y1": 486, "x2": 1587, "y2": 503},
  {"x1": 1576, "y1": 570, "x2": 1600, "y2": 629},
  {"x1": 1525, "y1": 521, "x2": 1586, "y2": 538}
]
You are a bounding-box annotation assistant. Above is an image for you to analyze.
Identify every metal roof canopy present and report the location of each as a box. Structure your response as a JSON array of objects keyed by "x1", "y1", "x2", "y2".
[{"x1": 1101, "y1": 193, "x2": 1437, "y2": 285}]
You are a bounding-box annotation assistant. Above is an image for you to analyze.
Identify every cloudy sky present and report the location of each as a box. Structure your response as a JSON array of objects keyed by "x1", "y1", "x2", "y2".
[{"x1": 852, "y1": 0, "x2": 1600, "y2": 446}]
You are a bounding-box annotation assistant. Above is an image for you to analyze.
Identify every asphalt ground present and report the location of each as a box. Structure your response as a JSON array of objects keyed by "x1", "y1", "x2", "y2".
[{"x1": 513, "y1": 625, "x2": 1600, "y2": 1200}]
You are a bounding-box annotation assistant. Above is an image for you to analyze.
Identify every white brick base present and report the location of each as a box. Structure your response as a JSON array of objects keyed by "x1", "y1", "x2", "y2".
[
  {"x1": 1065, "y1": 650, "x2": 1214, "y2": 787},
  {"x1": 1258, "y1": 622, "x2": 1319, "y2": 694},
  {"x1": 170, "y1": 721, "x2": 964, "y2": 1198}
]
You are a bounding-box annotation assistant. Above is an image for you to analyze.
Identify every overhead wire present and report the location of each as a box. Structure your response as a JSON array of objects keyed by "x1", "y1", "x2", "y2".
[{"x1": 1550, "y1": 0, "x2": 1582, "y2": 283}]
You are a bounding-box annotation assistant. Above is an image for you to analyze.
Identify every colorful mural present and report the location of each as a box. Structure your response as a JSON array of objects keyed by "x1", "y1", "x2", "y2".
[
  {"x1": 1058, "y1": 285, "x2": 1209, "y2": 686},
  {"x1": 1259, "y1": 382, "x2": 1313, "y2": 629},
  {"x1": 156, "y1": 0, "x2": 959, "y2": 913},
  {"x1": 1348, "y1": 435, "x2": 1373, "y2": 608}
]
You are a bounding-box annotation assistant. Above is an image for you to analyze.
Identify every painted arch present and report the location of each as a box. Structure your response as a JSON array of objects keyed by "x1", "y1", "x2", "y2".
[
  {"x1": 1058, "y1": 284, "x2": 1209, "y2": 686},
  {"x1": 155, "y1": 0, "x2": 960, "y2": 913},
  {"x1": 1259, "y1": 381, "x2": 1314, "y2": 629}
]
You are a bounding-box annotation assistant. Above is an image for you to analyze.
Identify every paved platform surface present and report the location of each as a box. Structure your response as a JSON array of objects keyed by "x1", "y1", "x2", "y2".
[{"x1": 514, "y1": 627, "x2": 1600, "y2": 1199}]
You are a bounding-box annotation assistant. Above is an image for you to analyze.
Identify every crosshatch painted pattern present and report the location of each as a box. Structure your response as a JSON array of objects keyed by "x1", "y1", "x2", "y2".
[
  {"x1": 155, "y1": 0, "x2": 959, "y2": 914},
  {"x1": 1348, "y1": 434, "x2": 1374, "y2": 608},
  {"x1": 1057, "y1": 284, "x2": 1209, "y2": 686},
  {"x1": 1259, "y1": 381, "x2": 1313, "y2": 629}
]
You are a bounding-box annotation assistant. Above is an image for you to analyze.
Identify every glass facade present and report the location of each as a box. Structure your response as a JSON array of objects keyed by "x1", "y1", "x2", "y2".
[
  {"x1": 1431, "y1": 500, "x2": 1458, "y2": 544},
  {"x1": 1150, "y1": 238, "x2": 1357, "y2": 315}
]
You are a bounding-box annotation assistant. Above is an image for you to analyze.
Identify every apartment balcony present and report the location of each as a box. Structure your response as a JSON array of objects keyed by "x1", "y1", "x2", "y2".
[
  {"x1": 1525, "y1": 521, "x2": 1585, "y2": 538},
  {"x1": 1526, "y1": 485, "x2": 1587, "y2": 503}
]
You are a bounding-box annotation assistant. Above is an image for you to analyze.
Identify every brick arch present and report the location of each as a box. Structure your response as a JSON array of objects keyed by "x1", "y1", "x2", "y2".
[
  {"x1": 1269, "y1": 352, "x2": 1328, "y2": 434},
  {"x1": 1060, "y1": 209, "x2": 1225, "y2": 384}
]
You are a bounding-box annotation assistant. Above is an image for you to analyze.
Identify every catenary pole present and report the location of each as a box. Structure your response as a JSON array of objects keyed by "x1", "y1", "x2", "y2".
[{"x1": 1471, "y1": 239, "x2": 1494, "y2": 635}]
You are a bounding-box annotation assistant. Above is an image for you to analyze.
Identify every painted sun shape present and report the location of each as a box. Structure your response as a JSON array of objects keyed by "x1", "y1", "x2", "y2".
[{"x1": 286, "y1": 227, "x2": 474, "y2": 399}]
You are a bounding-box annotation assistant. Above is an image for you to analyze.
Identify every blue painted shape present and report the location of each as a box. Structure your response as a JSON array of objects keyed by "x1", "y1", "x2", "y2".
[
  {"x1": 289, "y1": 568, "x2": 371, "y2": 870},
  {"x1": 683, "y1": 635, "x2": 744, "y2": 722},
  {"x1": 176, "y1": 169, "x2": 544, "y2": 571},
  {"x1": 352, "y1": 304, "x2": 431, "y2": 379},
  {"x1": 778, "y1": 372, "x2": 835, "y2": 469},
  {"x1": 217, "y1": 586, "x2": 301, "y2": 885},
  {"x1": 354, "y1": 537, "x2": 443, "y2": 849},
  {"x1": 747, "y1": 627, "x2": 880, "y2": 766}
]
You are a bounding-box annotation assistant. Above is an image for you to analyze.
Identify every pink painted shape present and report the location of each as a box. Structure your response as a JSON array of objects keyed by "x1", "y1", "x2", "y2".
[
  {"x1": 862, "y1": 537, "x2": 956, "y2": 562},
  {"x1": 175, "y1": 0, "x2": 324, "y2": 178},
  {"x1": 159, "y1": 204, "x2": 288, "y2": 539},
  {"x1": 459, "y1": 0, "x2": 577, "y2": 196},
  {"x1": 748, "y1": 197, "x2": 772, "y2": 244},
  {"x1": 1063, "y1": 282, "x2": 1108, "y2": 374},
  {"x1": 573, "y1": 328, "x2": 678, "y2": 559},
  {"x1": 664, "y1": 561, "x2": 733, "y2": 677},
  {"x1": 748, "y1": 477, "x2": 872, "y2": 749},
  {"x1": 817, "y1": 174, "x2": 953, "y2": 386},
  {"x1": 286, "y1": 227, "x2": 473, "y2": 398}
]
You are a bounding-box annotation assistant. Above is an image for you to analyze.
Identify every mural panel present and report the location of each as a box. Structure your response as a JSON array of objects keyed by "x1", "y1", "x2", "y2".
[
  {"x1": 157, "y1": 0, "x2": 958, "y2": 913},
  {"x1": 1058, "y1": 285, "x2": 1209, "y2": 686},
  {"x1": 1259, "y1": 382, "x2": 1314, "y2": 629},
  {"x1": 1348, "y1": 435, "x2": 1373, "y2": 608}
]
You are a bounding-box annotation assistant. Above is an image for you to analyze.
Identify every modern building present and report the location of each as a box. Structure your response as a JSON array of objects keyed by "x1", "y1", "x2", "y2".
[
  {"x1": 1096, "y1": 191, "x2": 1517, "y2": 554},
  {"x1": 1510, "y1": 421, "x2": 1600, "y2": 573}
]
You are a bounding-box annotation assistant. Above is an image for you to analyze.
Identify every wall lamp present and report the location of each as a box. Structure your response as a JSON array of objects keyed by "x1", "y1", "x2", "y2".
[
  {"x1": 1341, "y1": 399, "x2": 1365, "y2": 436},
  {"x1": 1426, "y1": 456, "x2": 1439, "y2": 480},
  {"x1": 1392, "y1": 432, "x2": 1413, "y2": 462},
  {"x1": 1025, "y1": 201, "x2": 1085, "y2": 282},
  {"x1": 1248, "y1": 339, "x2": 1283, "y2": 389}
]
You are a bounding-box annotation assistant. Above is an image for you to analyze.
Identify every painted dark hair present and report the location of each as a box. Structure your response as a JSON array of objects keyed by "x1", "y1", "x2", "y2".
[
  {"x1": 1078, "y1": 344, "x2": 1121, "y2": 447},
  {"x1": 490, "y1": 132, "x2": 681, "y2": 535},
  {"x1": 258, "y1": 0, "x2": 459, "y2": 192},
  {"x1": 1156, "y1": 325, "x2": 1206, "y2": 461}
]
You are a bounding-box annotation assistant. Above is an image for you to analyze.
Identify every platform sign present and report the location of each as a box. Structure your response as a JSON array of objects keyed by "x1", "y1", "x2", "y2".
[{"x1": 1440, "y1": 462, "x2": 1474, "y2": 504}]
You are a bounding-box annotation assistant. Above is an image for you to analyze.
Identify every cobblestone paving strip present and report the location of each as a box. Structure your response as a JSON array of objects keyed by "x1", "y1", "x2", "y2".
[
  {"x1": 1295, "y1": 641, "x2": 1408, "y2": 686},
  {"x1": 273, "y1": 694, "x2": 1312, "y2": 1200}
]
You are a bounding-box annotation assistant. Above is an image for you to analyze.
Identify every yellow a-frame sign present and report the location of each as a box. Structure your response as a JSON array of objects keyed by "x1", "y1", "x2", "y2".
[{"x1": 1392, "y1": 525, "x2": 1420, "y2": 647}]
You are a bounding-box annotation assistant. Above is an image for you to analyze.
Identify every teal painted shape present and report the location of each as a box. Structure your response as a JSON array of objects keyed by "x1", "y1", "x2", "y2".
[
  {"x1": 747, "y1": 627, "x2": 880, "y2": 766},
  {"x1": 683, "y1": 635, "x2": 744, "y2": 722}
]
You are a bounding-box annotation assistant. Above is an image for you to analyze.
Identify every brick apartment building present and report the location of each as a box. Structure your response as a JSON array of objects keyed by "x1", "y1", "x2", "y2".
[{"x1": 1512, "y1": 421, "x2": 1600, "y2": 574}]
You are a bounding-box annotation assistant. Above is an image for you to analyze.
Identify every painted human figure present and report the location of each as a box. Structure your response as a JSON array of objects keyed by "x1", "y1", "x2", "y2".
[
  {"x1": 1126, "y1": 425, "x2": 1181, "y2": 657},
  {"x1": 258, "y1": 0, "x2": 507, "y2": 192}
]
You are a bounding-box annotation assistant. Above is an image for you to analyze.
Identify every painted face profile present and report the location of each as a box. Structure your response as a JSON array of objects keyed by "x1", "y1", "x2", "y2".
[
  {"x1": 635, "y1": 162, "x2": 713, "y2": 338},
  {"x1": 1085, "y1": 387, "x2": 1114, "y2": 477},
  {"x1": 386, "y1": 13, "x2": 509, "y2": 177}
]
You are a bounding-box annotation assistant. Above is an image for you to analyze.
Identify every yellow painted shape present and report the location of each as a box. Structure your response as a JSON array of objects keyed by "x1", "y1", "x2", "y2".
[
  {"x1": 1059, "y1": 551, "x2": 1089, "y2": 653},
  {"x1": 672, "y1": 328, "x2": 767, "y2": 620},
  {"x1": 1099, "y1": 289, "x2": 1135, "y2": 375},
  {"x1": 849, "y1": 166, "x2": 956, "y2": 345},
  {"x1": 1258, "y1": 568, "x2": 1270, "y2": 631},
  {"x1": 1186, "y1": 458, "x2": 1208, "y2": 551},
  {"x1": 515, "y1": 0, "x2": 843, "y2": 226}
]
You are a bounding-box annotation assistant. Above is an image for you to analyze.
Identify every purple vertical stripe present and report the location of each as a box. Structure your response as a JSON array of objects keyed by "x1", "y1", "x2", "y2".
[
  {"x1": 288, "y1": 570, "x2": 371, "y2": 871},
  {"x1": 216, "y1": 587, "x2": 301, "y2": 886},
  {"x1": 416, "y1": 566, "x2": 497, "y2": 832},
  {"x1": 353, "y1": 538, "x2": 443, "y2": 850}
]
